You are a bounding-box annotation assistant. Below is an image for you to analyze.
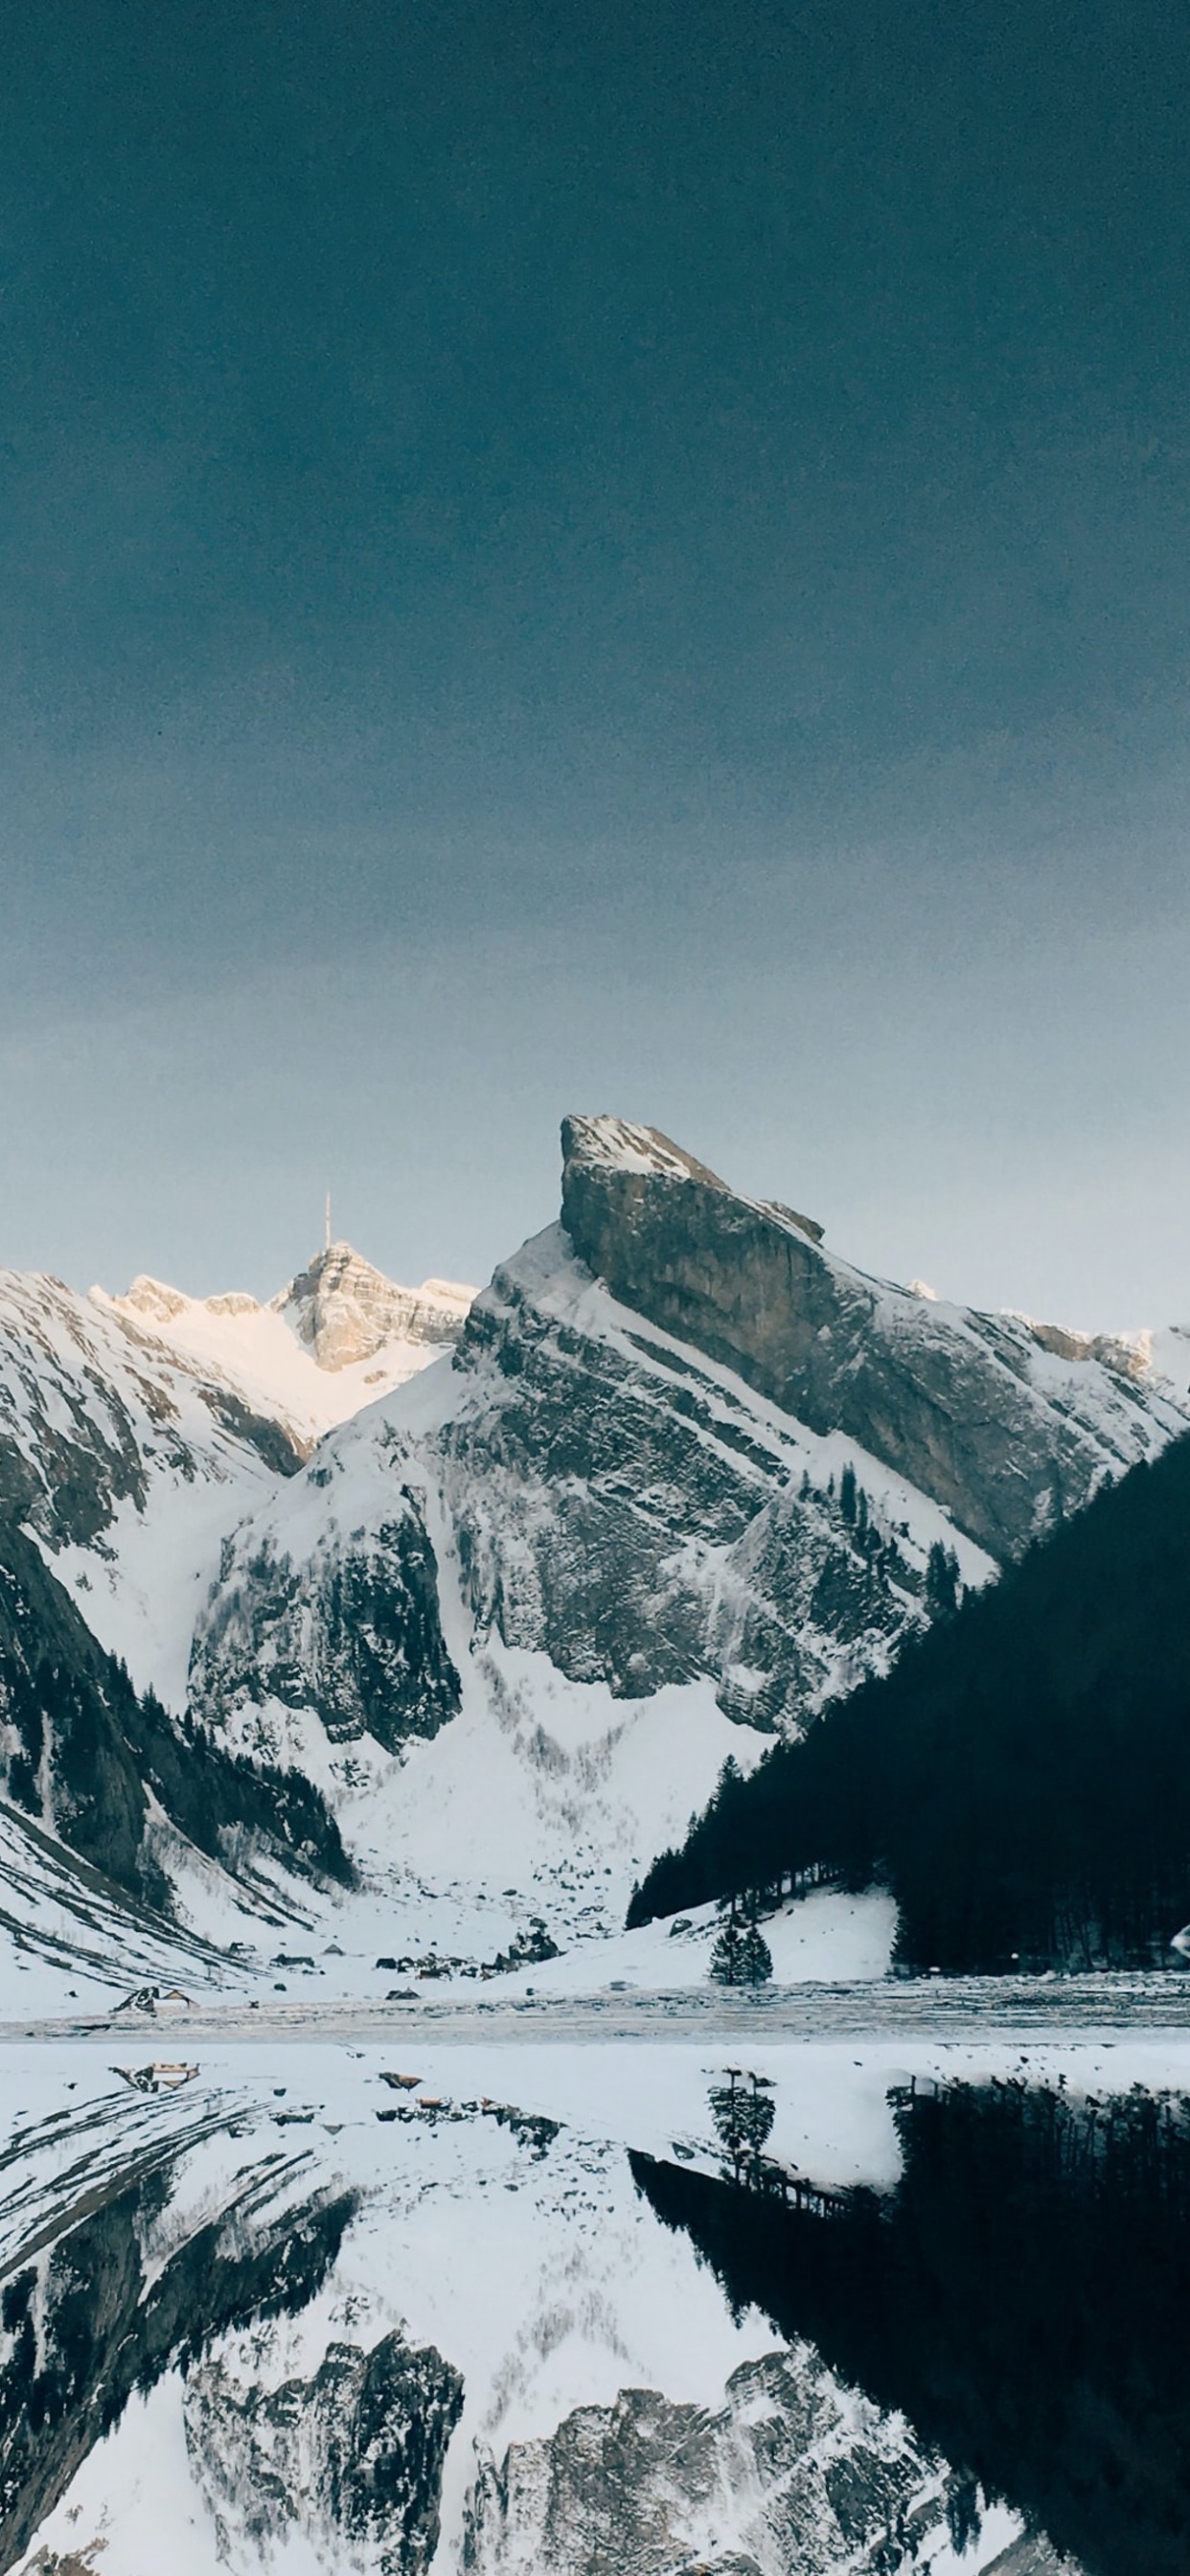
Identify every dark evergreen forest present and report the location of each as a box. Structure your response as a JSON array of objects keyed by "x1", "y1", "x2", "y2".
[{"x1": 630, "y1": 1433, "x2": 1190, "y2": 1969}]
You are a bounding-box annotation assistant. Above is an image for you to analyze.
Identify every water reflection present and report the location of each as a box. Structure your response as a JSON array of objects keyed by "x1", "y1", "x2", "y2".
[
  {"x1": 0, "y1": 2131, "x2": 356, "y2": 2568},
  {"x1": 638, "y1": 2078, "x2": 1190, "y2": 2576},
  {"x1": 0, "y1": 2047, "x2": 1184, "y2": 2574}
]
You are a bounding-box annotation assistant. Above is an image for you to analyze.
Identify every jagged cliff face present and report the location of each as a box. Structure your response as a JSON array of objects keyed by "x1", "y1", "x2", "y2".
[
  {"x1": 186, "y1": 2329, "x2": 464, "y2": 2574},
  {"x1": 560, "y1": 1116, "x2": 1190, "y2": 1560},
  {"x1": 188, "y1": 1220, "x2": 983, "y2": 1780},
  {"x1": 188, "y1": 1100, "x2": 1190, "y2": 1779},
  {"x1": 188, "y1": 1424, "x2": 461, "y2": 1759},
  {"x1": 0, "y1": 1519, "x2": 352, "y2": 1921},
  {"x1": 433, "y1": 1226, "x2": 973, "y2": 1722},
  {"x1": 274, "y1": 1242, "x2": 472, "y2": 1371},
  {"x1": 6, "y1": 1113, "x2": 1190, "y2": 1975},
  {"x1": 182, "y1": 1116, "x2": 1190, "y2": 1904},
  {"x1": 0, "y1": 1240, "x2": 472, "y2": 1719},
  {"x1": 464, "y1": 2350, "x2": 957, "y2": 2575}
]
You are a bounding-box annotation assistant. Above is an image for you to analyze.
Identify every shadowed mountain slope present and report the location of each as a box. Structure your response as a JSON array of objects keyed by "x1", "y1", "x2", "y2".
[
  {"x1": 561, "y1": 1116, "x2": 1188, "y2": 1561},
  {"x1": 0, "y1": 1522, "x2": 352, "y2": 1914},
  {"x1": 629, "y1": 1426, "x2": 1190, "y2": 1969}
]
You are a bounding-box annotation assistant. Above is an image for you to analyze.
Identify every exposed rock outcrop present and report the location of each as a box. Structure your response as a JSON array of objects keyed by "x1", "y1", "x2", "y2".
[
  {"x1": 274, "y1": 1243, "x2": 472, "y2": 1371},
  {"x1": 560, "y1": 1115, "x2": 1188, "y2": 1560},
  {"x1": 186, "y1": 1115, "x2": 1190, "y2": 1773},
  {"x1": 191, "y1": 1219, "x2": 969, "y2": 1758},
  {"x1": 185, "y1": 2329, "x2": 464, "y2": 2575},
  {"x1": 0, "y1": 1521, "x2": 352, "y2": 1908},
  {"x1": 188, "y1": 1432, "x2": 461, "y2": 1756},
  {"x1": 463, "y1": 2349, "x2": 957, "y2": 2575},
  {"x1": 437, "y1": 1226, "x2": 951, "y2": 1723}
]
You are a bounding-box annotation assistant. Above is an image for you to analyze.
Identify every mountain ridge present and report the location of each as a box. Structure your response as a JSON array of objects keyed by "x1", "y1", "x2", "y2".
[{"x1": 3, "y1": 1112, "x2": 1189, "y2": 2002}]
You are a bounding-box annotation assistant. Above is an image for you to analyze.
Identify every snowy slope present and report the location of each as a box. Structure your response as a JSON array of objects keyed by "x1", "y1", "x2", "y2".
[
  {"x1": 100, "y1": 1243, "x2": 474, "y2": 1442},
  {"x1": 0, "y1": 1266, "x2": 292, "y2": 1705},
  {"x1": 0, "y1": 1796, "x2": 250, "y2": 2012},
  {"x1": 179, "y1": 1116, "x2": 1190, "y2": 1987},
  {"x1": 0, "y1": 1245, "x2": 473, "y2": 1707},
  {"x1": 185, "y1": 1226, "x2": 999, "y2": 1959}
]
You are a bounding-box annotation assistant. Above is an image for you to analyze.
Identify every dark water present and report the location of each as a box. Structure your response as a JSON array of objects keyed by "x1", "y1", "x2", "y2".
[
  {"x1": 2, "y1": 2048, "x2": 1188, "y2": 2574},
  {"x1": 637, "y1": 2079, "x2": 1190, "y2": 2576}
]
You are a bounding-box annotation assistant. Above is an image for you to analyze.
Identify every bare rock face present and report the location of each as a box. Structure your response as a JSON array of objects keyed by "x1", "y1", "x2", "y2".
[
  {"x1": 273, "y1": 1244, "x2": 473, "y2": 1371},
  {"x1": 0, "y1": 1520, "x2": 352, "y2": 1905},
  {"x1": 185, "y1": 2329, "x2": 464, "y2": 2576},
  {"x1": 439, "y1": 1229, "x2": 941, "y2": 1725},
  {"x1": 188, "y1": 1447, "x2": 461, "y2": 1755},
  {"x1": 179, "y1": 1116, "x2": 1190, "y2": 1786},
  {"x1": 1023, "y1": 1317, "x2": 1152, "y2": 1380},
  {"x1": 463, "y1": 2350, "x2": 958, "y2": 2574},
  {"x1": 187, "y1": 1220, "x2": 947, "y2": 1754},
  {"x1": 560, "y1": 1115, "x2": 1189, "y2": 1561}
]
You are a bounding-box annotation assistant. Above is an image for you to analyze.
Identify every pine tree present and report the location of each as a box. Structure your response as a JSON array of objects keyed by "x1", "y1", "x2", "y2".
[
  {"x1": 738, "y1": 1918, "x2": 774, "y2": 1986},
  {"x1": 708, "y1": 2067, "x2": 776, "y2": 2179},
  {"x1": 709, "y1": 1893, "x2": 772, "y2": 1987},
  {"x1": 840, "y1": 1462, "x2": 858, "y2": 1524},
  {"x1": 925, "y1": 1539, "x2": 960, "y2": 1621},
  {"x1": 710, "y1": 1898, "x2": 745, "y2": 1986}
]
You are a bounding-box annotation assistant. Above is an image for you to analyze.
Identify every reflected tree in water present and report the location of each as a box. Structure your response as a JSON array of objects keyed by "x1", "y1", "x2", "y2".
[{"x1": 635, "y1": 2080, "x2": 1190, "y2": 2576}]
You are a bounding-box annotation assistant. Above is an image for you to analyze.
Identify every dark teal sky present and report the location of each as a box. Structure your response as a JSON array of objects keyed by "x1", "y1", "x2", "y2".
[{"x1": 2, "y1": 0, "x2": 1189, "y2": 1322}]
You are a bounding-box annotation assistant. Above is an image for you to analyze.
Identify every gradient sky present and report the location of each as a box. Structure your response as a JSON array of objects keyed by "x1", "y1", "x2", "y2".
[{"x1": 2, "y1": 0, "x2": 1188, "y2": 1326}]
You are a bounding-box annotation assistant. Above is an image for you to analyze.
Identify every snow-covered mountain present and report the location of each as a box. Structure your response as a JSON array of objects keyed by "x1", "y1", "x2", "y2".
[
  {"x1": 99, "y1": 1242, "x2": 474, "y2": 1439},
  {"x1": 0, "y1": 1240, "x2": 472, "y2": 1979},
  {"x1": 0, "y1": 1244, "x2": 472, "y2": 1706},
  {"x1": 4, "y1": 1114, "x2": 1190, "y2": 1997}
]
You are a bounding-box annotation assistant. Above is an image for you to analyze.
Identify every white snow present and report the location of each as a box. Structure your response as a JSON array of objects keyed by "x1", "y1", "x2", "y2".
[{"x1": 95, "y1": 1254, "x2": 475, "y2": 1445}]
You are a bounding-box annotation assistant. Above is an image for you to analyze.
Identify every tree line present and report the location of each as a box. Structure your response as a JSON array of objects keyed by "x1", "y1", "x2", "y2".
[{"x1": 630, "y1": 1432, "x2": 1190, "y2": 1971}]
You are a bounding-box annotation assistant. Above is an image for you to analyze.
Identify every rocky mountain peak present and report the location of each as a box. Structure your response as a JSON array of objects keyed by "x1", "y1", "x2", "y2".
[
  {"x1": 112, "y1": 1274, "x2": 202, "y2": 1325},
  {"x1": 561, "y1": 1115, "x2": 826, "y2": 1255},
  {"x1": 111, "y1": 1273, "x2": 267, "y2": 1330},
  {"x1": 558, "y1": 1111, "x2": 1187, "y2": 1561},
  {"x1": 271, "y1": 1242, "x2": 473, "y2": 1372},
  {"x1": 561, "y1": 1114, "x2": 731, "y2": 1190}
]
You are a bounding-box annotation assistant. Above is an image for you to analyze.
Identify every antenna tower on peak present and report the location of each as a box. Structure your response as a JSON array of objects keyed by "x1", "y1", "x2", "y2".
[{"x1": 324, "y1": 1191, "x2": 332, "y2": 1254}]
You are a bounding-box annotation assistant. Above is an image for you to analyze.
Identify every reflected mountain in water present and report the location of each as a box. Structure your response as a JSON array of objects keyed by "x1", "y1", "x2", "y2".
[
  {"x1": 187, "y1": 2329, "x2": 463, "y2": 2576},
  {"x1": 0, "y1": 2104, "x2": 358, "y2": 2569},
  {"x1": 9, "y1": 2050, "x2": 1189, "y2": 2575},
  {"x1": 636, "y1": 2079, "x2": 1190, "y2": 2576}
]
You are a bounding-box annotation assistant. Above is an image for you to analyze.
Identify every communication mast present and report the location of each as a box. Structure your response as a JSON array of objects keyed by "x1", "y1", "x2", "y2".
[{"x1": 324, "y1": 1191, "x2": 332, "y2": 1254}]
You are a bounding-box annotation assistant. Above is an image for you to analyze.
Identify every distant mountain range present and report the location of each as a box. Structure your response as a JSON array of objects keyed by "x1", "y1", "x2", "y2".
[{"x1": 2, "y1": 1116, "x2": 1189, "y2": 1998}]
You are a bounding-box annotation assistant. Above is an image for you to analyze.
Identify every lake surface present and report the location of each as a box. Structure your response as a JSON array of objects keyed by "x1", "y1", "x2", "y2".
[{"x1": 3, "y1": 2018, "x2": 1189, "y2": 2576}]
